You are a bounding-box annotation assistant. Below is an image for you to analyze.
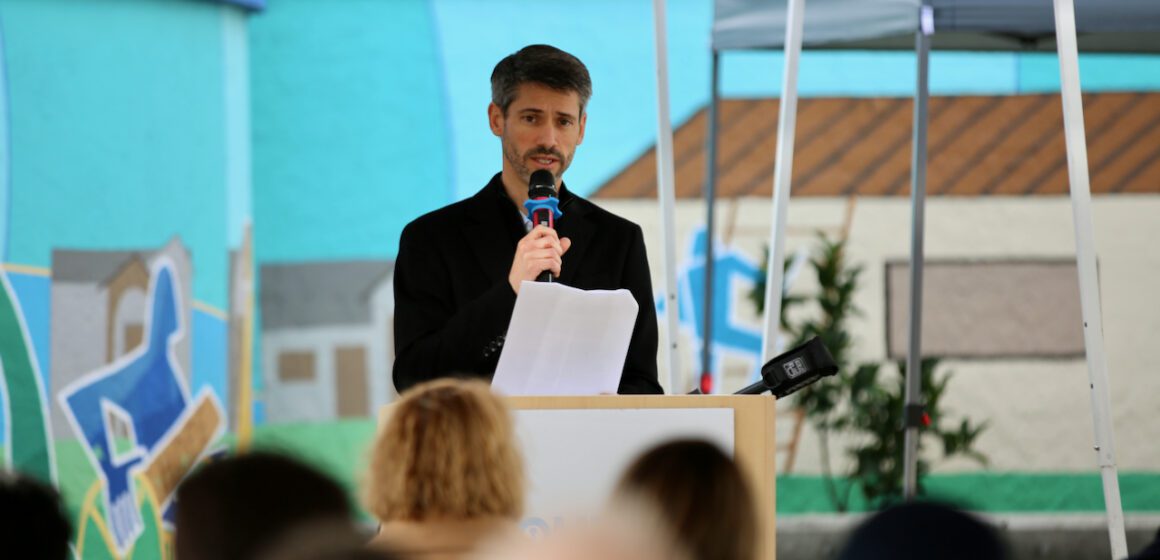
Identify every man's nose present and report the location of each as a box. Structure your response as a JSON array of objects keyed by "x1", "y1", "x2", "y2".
[{"x1": 536, "y1": 124, "x2": 558, "y2": 148}]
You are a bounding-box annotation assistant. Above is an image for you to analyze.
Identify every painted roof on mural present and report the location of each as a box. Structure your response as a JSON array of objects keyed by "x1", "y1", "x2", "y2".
[
  {"x1": 52, "y1": 251, "x2": 149, "y2": 284},
  {"x1": 260, "y1": 261, "x2": 393, "y2": 330},
  {"x1": 51, "y1": 238, "x2": 191, "y2": 284},
  {"x1": 592, "y1": 92, "x2": 1160, "y2": 198}
]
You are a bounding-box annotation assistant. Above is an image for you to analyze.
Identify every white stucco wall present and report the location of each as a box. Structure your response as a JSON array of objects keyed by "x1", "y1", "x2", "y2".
[{"x1": 600, "y1": 195, "x2": 1160, "y2": 473}]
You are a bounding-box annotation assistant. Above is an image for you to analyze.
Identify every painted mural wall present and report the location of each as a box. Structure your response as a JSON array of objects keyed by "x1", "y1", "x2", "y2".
[{"x1": 0, "y1": 0, "x2": 247, "y2": 557}]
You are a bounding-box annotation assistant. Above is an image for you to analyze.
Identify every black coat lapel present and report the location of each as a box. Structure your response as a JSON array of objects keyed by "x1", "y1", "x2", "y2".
[{"x1": 459, "y1": 189, "x2": 518, "y2": 285}]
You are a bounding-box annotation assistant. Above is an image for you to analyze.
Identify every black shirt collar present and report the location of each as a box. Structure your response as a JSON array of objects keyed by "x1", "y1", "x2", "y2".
[
  {"x1": 485, "y1": 172, "x2": 575, "y2": 204},
  {"x1": 484, "y1": 172, "x2": 576, "y2": 240}
]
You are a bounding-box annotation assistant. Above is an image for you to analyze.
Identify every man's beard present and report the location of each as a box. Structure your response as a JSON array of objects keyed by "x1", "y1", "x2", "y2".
[{"x1": 503, "y1": 135, "x2": 570, "y2": 185}]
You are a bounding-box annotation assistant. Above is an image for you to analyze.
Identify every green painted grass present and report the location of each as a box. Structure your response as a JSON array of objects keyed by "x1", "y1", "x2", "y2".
[{"x1": 776, "y1": 472, "x2": 1160, "y2": 514}]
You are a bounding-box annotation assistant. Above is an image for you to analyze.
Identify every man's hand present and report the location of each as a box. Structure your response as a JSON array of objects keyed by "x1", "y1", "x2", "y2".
[{"x1": 509, "y1": 225, "x2": 572, "y2": 294}]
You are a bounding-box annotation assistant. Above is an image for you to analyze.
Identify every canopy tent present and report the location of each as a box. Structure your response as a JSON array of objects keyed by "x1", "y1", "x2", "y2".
[
  {"x1": 649, "y1": 0, "x2": 1160, "y2": 557},
  {"x1": 714, "y1": 0, "x2": 1160, "y2": 52}
]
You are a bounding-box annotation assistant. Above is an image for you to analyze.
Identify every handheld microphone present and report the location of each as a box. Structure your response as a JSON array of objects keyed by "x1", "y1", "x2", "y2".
[{"x1": 524, "y1": 169, "x2": 563, "y2": 282}]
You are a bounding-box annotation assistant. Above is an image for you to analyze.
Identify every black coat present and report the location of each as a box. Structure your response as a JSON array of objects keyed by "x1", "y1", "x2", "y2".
[{"x1": 392, "y1": 173, "x2": 663, "y2": 395}]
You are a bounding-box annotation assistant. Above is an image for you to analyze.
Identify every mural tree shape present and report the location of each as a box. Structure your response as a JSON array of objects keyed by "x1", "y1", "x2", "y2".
[{"x1": 0, "y1": 271, "x2": 55, "y2": 483}]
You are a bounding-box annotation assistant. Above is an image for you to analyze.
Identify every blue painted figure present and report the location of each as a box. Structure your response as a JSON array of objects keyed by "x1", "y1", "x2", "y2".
[
  {"x1": 659, "y1": 228, "x2": 764, "y2": 392},
  {"x1": 58, "y1": 260, "x2": 190, "y2": 553}
]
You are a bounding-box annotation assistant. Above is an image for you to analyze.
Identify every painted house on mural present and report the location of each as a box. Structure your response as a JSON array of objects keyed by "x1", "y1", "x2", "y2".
[
  {"x1": 593, "y1": 92, "x2": 1160, "y2": 475},
  {"x1": 49, "y1": 237, "x2": 194, "y2": 440},
  {"x1": 260, "y1": 260, "x2": 394, "y2": 423}
]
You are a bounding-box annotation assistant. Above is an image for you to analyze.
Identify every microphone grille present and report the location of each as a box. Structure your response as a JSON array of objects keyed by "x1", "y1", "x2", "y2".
[{"x1": 528, "y1": 170, "x2": 556, "y2": 196}]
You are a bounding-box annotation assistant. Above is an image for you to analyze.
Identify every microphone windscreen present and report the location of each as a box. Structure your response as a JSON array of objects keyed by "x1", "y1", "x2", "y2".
[{"x1": 528, "y1": 170, "x2": 557, "y2": 198}]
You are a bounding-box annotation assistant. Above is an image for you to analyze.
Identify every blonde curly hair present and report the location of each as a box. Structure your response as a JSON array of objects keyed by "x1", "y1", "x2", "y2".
[{"x1": 366, "y1": 378, "x2": 524, "y2": 522}]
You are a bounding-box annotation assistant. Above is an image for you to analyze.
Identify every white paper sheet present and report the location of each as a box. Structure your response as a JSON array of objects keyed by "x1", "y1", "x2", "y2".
[{"x1": 491, "y1": 281, "x2": 639, "y2": 396}]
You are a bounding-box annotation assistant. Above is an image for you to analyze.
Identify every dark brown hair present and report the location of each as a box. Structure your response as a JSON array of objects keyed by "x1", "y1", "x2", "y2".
[
  {"x1": 175, "y1": 451, "x2": 354, "y2": 560},
  {"x1": 491, "y1": 44, "x2": 592, "y2": 115},
  {"x1": 614, "y1": 439, "x2": 758, "y2": 560}
]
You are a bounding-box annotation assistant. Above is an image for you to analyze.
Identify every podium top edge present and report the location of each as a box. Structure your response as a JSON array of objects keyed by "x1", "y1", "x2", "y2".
[{"x1": 503, "y1": 394, "x2": 776, "y2": 410}]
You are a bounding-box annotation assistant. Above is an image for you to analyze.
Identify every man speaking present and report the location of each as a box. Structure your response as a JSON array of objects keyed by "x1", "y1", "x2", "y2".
[{"x1": 392, "y1": 44, "x2": 663, "y2": 395}]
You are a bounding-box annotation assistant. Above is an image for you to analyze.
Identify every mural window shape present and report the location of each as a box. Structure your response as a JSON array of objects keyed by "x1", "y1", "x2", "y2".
[
  {"x1": 335, "y1": 345, "x2": 368, "y2": 417},
  {"x1": 278, "y1": 350, "x2": 316, "y2": 382},
  {"x1": 885, "y1": 260, "x2": 1085, "y2": 359},
  {"x1": 101, "y1": 399, "x2": 144, "y2": 467},
  {"x1": 123, "y1": 323, "x2": 144, "y2": 354},
  {"x1": 106, "y1": 256, "x2": 149, "y2": 362}
]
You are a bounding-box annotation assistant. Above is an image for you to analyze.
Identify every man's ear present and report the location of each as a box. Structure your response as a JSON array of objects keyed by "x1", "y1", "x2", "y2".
[
  {"x1": 488, "y1": 102, "x2": 504, "y2": 137},
  {"x1": 577, "y1": 111, "x2": 587, "y2": 146}
]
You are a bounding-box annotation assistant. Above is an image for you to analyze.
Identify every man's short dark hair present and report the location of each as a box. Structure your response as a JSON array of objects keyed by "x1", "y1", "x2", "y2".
[
  {"x1": 0, "y1": 471, "x2": 73, "y2": 560},
  {"x1": 490, "y1": 44, "x2": 592, "y2": 115}
]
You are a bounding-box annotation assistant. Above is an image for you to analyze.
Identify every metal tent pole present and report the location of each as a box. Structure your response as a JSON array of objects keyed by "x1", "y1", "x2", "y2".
[
  {"x1": 759, "y1": 0, "x2": 805, "y2": 363},
  {"x1": 652, "y1": 0, "x2": 682, "y2": 393},
  {"x1": 1052, "y1": 0, "x2": 1127, "y2": 556},
  {"x1": 701, "y1": 50, "x2": 721, "y2": 392},
  {"x1": 902, "y1": 3, "x2": 932, "y2": 501}
]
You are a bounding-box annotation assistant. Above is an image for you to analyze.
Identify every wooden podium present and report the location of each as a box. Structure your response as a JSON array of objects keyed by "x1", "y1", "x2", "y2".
[{"x1": 505, "y1": 395, "x2": 777, "y2": 560}]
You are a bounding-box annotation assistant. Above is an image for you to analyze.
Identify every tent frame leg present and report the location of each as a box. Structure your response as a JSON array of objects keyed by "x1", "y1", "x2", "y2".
[
  {"x1": 651, "y1": 0, "x2": 682, "y2": 393},
  {"x1": 701, "y1": 50, "x2": 721, "y2": 392},
  {"x1": 760, "y1": 0, "x2": 805, "y2": 363},
  {"x1": 902, "y1": 5, "x2": 932, "y2": 501},
  {"x1": 1053, "y1": 0, "x2": 1128, "y2": 557}
]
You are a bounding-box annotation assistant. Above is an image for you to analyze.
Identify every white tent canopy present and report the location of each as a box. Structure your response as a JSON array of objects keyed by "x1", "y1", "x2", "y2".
[
  {"x1": 713, "y1": 0, "x2": 1160, "y2": 51},
  {"x1": 679, "y1": 1, "x2": 1160, "y2": 557}
]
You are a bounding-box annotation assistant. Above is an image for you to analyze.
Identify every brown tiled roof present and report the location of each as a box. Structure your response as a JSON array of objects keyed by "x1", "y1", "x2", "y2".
[{"x1": 592, "y1": 92, "x2": 1160, "y2": 198}]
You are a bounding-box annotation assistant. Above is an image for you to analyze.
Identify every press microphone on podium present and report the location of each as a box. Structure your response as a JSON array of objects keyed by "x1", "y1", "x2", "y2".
[
  {"x1": 526, "y1": 169, "x2": 561, "y2": 282},
  {"x1": 735, "y1": 336, "x2": 839, "y2": 396},
  {"x1": 687, "y1": 336, "x2": 839, "y2": 396}
]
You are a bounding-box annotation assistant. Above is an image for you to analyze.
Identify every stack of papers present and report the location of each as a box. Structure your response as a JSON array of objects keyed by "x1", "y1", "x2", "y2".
[{"x1": 492, "y1": 281, "x2": 639, "y2": 396}]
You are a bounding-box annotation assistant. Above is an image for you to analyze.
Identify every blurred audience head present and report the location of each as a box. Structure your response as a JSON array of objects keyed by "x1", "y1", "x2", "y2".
[
  {"x1": 837, "y1": 501, "x2": 1007, "y2": 560},
  {"x1": 490, "y1": 513, "x2": 688, "y2": 560},
  {"x1": 612, "y1": 439, "x2": 758, "y2": 560},
  {"x1": 292, "y1": 549, "x2": 403, "y2": 560},
  {"x1": 257, "y1": 519, "x2": 399, "y2": 560},
  {"x1": 367, "y1": 378, "x2": 523, "y2": 522},
  {"x1": 1127, "y1": 526, "x2": 1160, "y2": 560},
  {"x1": 175, "y1": 450, "x2": 356, "y2": 560},
  {"x1": 0, "y1": 470, "x2": 72, "y2": 560}
]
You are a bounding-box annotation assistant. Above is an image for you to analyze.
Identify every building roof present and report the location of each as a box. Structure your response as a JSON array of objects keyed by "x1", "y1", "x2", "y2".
[
  {"x1": 52, "y1": 251, "x2": 145, "y2": 283},
  {"x1": 260, "y1": 260, "x2": 393, "y2": 330},
  {"x1": 592, "y1": 92, "x2": 1160, "y2": 199},
  {"x1": 52, "y1": 237, "x2": 191, "y2": 284}
]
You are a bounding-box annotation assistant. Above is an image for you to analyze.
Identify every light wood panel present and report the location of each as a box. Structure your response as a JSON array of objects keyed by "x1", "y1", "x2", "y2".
[{"x1": 506, "y1": 395, "x2": 777, "y2": 560}]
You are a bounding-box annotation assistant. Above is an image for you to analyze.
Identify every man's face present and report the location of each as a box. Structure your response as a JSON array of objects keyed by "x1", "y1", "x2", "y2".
[{"x1": 489, "y1": 82, "x2": 586, "y2": 188}]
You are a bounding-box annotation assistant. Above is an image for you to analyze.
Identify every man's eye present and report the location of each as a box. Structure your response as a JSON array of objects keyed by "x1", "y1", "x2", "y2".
[
  {"x1": 523, "y1": 115, "x2": 537, "y2": 123},
  {"x1": 559, "y1": 119, "x2": 573, "y2": 127}
]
